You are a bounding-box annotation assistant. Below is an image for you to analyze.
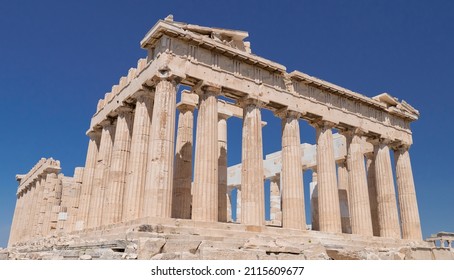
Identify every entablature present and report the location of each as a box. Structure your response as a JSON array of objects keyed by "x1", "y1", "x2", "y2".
[{"x1": 16, "y1": 158, "x2": 61, "y2": 195}]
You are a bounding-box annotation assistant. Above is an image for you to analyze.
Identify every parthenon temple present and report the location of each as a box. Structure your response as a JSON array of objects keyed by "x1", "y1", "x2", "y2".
[{"x1": 8, "y1": 16, "x2": 432, "y2": 259}]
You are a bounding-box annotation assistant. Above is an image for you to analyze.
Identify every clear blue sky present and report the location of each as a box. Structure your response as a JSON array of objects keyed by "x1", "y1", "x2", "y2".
[{"x1": 1, "y1": 0, "x2": 453, "y2": 247}]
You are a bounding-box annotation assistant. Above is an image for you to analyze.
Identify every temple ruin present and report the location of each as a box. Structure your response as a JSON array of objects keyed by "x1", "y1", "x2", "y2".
[{"x1": 6, "y1": 16, "x2": 451, "y2": 260}]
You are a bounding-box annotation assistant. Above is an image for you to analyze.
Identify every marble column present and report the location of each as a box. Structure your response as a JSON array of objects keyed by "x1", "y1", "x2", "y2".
[
  {"x1": 143, "y1": 77, "x2": 178, "y2": 218},
  {"x1": 8, "y1": 192, "x2": 23, "y2": 245},
  {"x1": 31, "y1": 175, "x2": 45, "y2": 237},
  {"x1": 310, "y1": 170, "x2": 319, "y2": 231},
  {"x1": 394, "y1": 145, "x2": 422, "y2": 240},
  {"x1": 337, "y1": 161, "x2": 351, "y2": 234},
  {"x1": 192, "y1": 87, "x2": 219, "y2": 222},
  {"x1": 241, "y1": 98, "x2": 265, "y2": 226},
  {"x1": 123, "y1": 92, "x2": 154, "y2": 222},
  {"x1": 172, "y1": 98, "x2": 196, "y2": 219},
  {"x1": 218, "y1": 109, "x2": 231, "y2": 222},
  {"x1": 236, "y1": 188, "x2": 242, "y2": 223},
  {"x1": 227, "y1": 189, "x2": 233, "y2": 222},
  {"x1": 103, "y1": 107, "x2": 134, "y2": 226},
  {"x1": 269, "y1": 175, "x2": 282, "y2": 225},
  {"x1": 87, "y1": 119, "x2": 116, "y2": 228},
  {"x1": 42, "y1": 173, "x2": 58, "y2": 236},
  {"x1": 76, "y1": 130, "x2": 101, "y2": 230},
  {"x1": 279, "y1": 110, "x2": 305, "y2": 230},
  {"x1": 373, "y1": 140, "x2": 401, "y2": 238},
  {"x1": 314, "y1": 121, "x2": 342, "y2": 233},
  {"x1": 7, "y1": 196, "x2": 18, "y2": 245},
  {"x1": 35, "y1": 174, "x2": 48, "y2": 237},
  {"x1": 40, "y1": 176, "x2": 51, "y2": 236},
  {"x1": 27, "y1": 182, "x2": 41, "y2": 239},
  {"x1": 365, "y1": 152, "x2": 380, "y2": 236},
  {"x1": 345, "y1": 132, "x2": 373, "y2": 236},
  {"x1": 17, "y1": 187, "x2": 30, "y2": 241}
]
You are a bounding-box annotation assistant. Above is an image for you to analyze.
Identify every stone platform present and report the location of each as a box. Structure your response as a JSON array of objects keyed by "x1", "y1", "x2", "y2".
[{"x1": 4, "y1": 218, "x2": 453, "y2": 260}]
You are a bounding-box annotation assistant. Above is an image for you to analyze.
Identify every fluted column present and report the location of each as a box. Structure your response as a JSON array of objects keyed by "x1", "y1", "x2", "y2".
[
  {"x1": 26, "y1": 183, "x2": 41, "y2": 239},
  {"x1": 310, "y1": 170, "x2": 319, "y2": 231},
  {"x1": 337, "y1": 161, "x2": 351, "y2": 233},
  {"x1": 143, "y1": 76, "x2": 178, "y2": 218},
  {"x1": 241, "y1": 98, "x2": 265, "y2": 226},
  {"x1": 76, "y1": 130, "x2": 101, "y2": 230},
  {"x1": 269, "y1": 175, "x2": 282, "y2": 225},
  {"x1": 394, "y1": 145, "x2": 422, "y2": 240},
  {"x1": 8, "y1": 192, "x2": 24, "y2": 246},
  {"x1": 278, "y1": 110, "x2": 305, "y2": 230},
  {"x1": 218, "y1": 108, "x2": 231, "y2": 222},
  {"x1": 35, "y1": 174, "x2": 48, "y2": 237},
  {"x1": 227, "y1": 189, "x2": 233, "y2": 222},
  {"x1": 123, "y1": 92, "x2": 154, "y2": 222},
  {"x1": 236, "y1": 188, "x2": 241, "y2": 223},
  {"x1": 17, "y1": 187, "x2": 30, "y2": 241},
  {"x1": 42, "y1": 173, "x2": 58, "y2": 236},
  {"x1": 192, "y1": 87, "x2": 219, "y2": 222},
  {"x1": 103, "y1": 107, "x2": 134, "y2": 226},
  {"x1": 30, "y1": 176, "x2": 44, "y2": 238},
  {"x1": 87, "y1": 119, "x2": 116, "y2": 228},
  {"x1": 40, "y1": 176, "x2": 51, "y2": 236},
  {"x1": 365, "y1": 152, "x2": 380, "y2": 236},
  {"x1": 172, "y1": 94, "x2": 196, "y2": 219},
  {"x1": 345, "y1": 131, "x2": 373, "y2": 236},
  {"x1": 314, "y1": 121, "x2": 342, "y2": 233},
  {"x1": 373, "y1": 139, "x2": 401, "y2": 238}
]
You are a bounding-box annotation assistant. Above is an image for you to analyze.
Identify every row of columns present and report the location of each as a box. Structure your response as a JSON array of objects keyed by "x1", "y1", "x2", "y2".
[
  {"x1": 9, "y1": 171, "x2": 62, "y2": 245},
  {"x1": 225, "y1": 120, "x2": 421, "y2": 241},
  {"x1": 73, "y1": 74, "x2": 421, "y2": 241},
  {"x1": 311, "y1": 122, "x2": 422, "y2": 240}
]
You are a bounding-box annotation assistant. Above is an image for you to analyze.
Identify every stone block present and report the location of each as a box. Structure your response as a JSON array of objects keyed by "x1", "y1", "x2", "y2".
[
  {"x1": 80, "y1": 254, "x2": 92, "y2": 260},
  {"x1": 199, "y1": 247, "x2": 259, "y2": 260},
  {"x1": 180, "y1": 252, "x2": 200, "y2": 260},
  {"x1": 137, "y1": 238, "x2": 166, "y2": 259},
  {"x1": 162, "y1": 239, "x2": 201, "y2": 254},
  {"x1": 404, "y1": 248, "x2": 434, "y2": 260},
  {"x1": 0, "y1": 252, "x2": 9, "y2": 260},
  {"x1": 151, "y1": 253, "x2": 180, "y2": 260},
  {"x1": 276, "y1": 253, "x2": 306, "y2": 260},
  {"x1": 432, "y1": 249, "x2": 454, "y2": 260}
]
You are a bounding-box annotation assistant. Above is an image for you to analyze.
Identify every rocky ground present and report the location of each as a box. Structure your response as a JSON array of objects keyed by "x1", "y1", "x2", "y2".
[{"x1": 4, "y1": 223, "x2": 454, "y2": 260}]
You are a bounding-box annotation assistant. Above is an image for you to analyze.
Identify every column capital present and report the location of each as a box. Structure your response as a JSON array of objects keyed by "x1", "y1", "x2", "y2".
[
  {"x1": 115, "y1": 105, "x2": 134, "y2": 116},
  {"x1": 176, "y1": 102, "x2": 197, "y2": 113},
  {"x1": 192, "y1": 80, "x2": 222, "y2": 96},
  {"x1": 340, "y1": 127, "x2": 368, "y2": 137},
  {"x1": 391, "y1": 141, "x2": 411, "y2": 151},
  {"x1": 99, "y1": 117, "x2": 116, "y2": 128},
  {"x1": 134, "y1": 88, "x2": 155, "y2": 102},
  {"x1": 151, "y1": 71, "x2": 182, "y2": 85},
  {"x1": 309, "y1": 119, "x2": 336, "y2": 129},
  {"x1": 367, "y1": 136, "x2": 393, "y2": 146},
  {"x1": 86, "y1": 129, "x2": 101, "y2": 139},
  {"x1": 274, "y1": 107, "x2": 303, "y2": 119},
  {"x1": 238, "y1": 96, "x2": 267, "y2": 108}
]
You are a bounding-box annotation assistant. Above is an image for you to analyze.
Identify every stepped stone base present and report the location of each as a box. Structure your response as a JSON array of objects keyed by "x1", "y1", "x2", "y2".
[{"x1": 4, "y1": 218, "x2": 453, "y2": 260}]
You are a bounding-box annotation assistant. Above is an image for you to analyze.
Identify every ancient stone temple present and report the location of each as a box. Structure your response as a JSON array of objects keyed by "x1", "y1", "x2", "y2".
[{"x1": 7, "y1": 16, "x2": 449, "y2": 260}]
